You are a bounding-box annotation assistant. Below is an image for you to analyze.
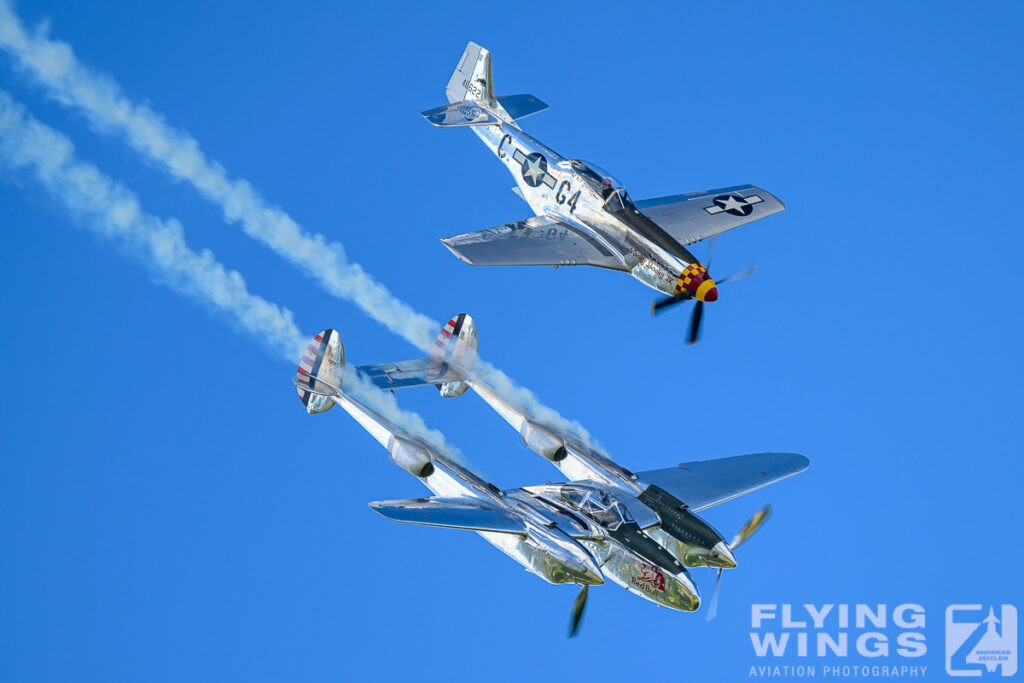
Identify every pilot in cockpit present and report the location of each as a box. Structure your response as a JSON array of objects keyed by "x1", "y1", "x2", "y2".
[{"x1": 601, "y1": 177, "x2": 614, "y2": 200}]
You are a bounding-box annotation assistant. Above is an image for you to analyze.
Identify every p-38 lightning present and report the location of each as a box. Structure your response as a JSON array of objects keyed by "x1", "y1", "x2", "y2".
[
  {"x1": 423, "y1": 43, "x2": 785, "y2": 343},
  {"x1": 294, "y1": 315, "x2": 808, "y2": 634}
]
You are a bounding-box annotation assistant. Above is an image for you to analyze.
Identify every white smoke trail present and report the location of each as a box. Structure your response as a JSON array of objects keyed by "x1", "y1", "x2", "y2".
[
  {"x1": 0, "y1": 90, "x2": 460, "y2": 459},
  {"x1": 0, "y1": 0, "x2": 436, "y2": 348},
  {"x1": 0, "y1": 1, "x2": 596, "y2": 445}
]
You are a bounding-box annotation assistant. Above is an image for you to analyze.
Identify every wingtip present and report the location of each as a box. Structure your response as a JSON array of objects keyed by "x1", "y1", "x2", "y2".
[
  {"x1": 780, "y1": 452, "x2": 810, "y2": 471},
  {"x1": 439, "y1": 239, "x2": 475, "y2": 265},
  {"x1": 763, "y1": 187, "x2": 786, "y2": 212}
]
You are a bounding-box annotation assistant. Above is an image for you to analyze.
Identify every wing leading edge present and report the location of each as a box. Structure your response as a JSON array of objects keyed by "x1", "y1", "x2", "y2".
[
  {"x1": 635, "y1": 452, "x2": 808, "y2": 512},
  {"x1": 441, "y1": 215, "x2": 626, "y2": 270},
  {"x1": 369, "y1": 497, "x2": 528, "y2": 535}
]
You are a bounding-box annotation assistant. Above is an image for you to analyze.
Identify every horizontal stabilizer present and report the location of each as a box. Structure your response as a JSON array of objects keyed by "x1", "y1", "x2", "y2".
[
  {"x1": 636, "y1": 452, "x2": 809, "y2": 512},
  {"x1": 354, "y1": 357, "x2": 471, "y2": 391},
  {"x1": 422, "y1": 101, "x2": 503, "y2": 127},
  {"x1": 496, "y1": 94, "x2": 548, "y2": 120},
  {"x1": 369, "y1": 497, "x2": 527, "y2": 535}
]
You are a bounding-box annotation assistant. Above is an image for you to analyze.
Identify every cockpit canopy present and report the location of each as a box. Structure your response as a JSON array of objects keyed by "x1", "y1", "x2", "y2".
[
  {"x1": 558, "y1": 485, "x2": 636, "y2": 531},
  {"x1": 568, "y1": 159, "x2": 621, "y2": 191},
  {"x1": 566, "y1": 159, "x2": 633, "y2": 213}
]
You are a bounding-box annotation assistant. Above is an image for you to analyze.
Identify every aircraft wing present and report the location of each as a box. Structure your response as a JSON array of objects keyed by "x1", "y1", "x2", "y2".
[
  {"x1": 369, "y1": 497, "x2": 527, "y2": 536},
  {"x1": 354, "y1": 357, "x2": 470, "y2": 391},
  {"x1": 441, "y1": 215, "x2": 626, "y2": 270},
  {"x1": 634, "y1": 184, "x2": 785, "y2": 247},
  {"x1": 635, "y1": 452, "x2": 808, "y2": 512}
]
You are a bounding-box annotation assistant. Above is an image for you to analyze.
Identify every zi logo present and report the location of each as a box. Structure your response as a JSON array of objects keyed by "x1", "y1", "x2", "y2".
[{"x1": 946, "y1": 604, "x2": 1018, "y2": 677}]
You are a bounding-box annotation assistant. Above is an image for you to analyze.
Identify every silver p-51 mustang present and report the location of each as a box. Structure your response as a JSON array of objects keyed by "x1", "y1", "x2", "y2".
[
  {"x1": 294, "y1": 315, "x2": 808, "y2": 633},
  {"x1": 423, "y1": 43, "x2": 786, "y2": 343}
]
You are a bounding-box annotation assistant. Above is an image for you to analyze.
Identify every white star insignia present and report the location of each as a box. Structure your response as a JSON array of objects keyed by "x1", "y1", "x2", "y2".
[
  {"x1": 704, "y1": 193, "x2": 764, "y2": 215},
  {"x1": 523, "y1": 158, "x2": 545, "y2": 184},
  {"x1": 720, "y1": 196, "x2": 746, "y2": 212}
]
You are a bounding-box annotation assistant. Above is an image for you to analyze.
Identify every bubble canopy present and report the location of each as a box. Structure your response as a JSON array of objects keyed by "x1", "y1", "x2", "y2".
[
  {"x1": 562, "y1": 159, "x2": 636, "y2": 214},
  {"x1": 566, "y1": 159, "x2": 625, "y2": 193}
]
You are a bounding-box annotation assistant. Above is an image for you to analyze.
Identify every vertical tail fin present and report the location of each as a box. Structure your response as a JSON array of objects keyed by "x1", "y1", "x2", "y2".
[
  {"x1": 429, "y1": 314, "x2": 478, "y2": 397},
  {"x1": 446, "y1": 42, "x2": 494, "y2": 104},
  {"x1": 294, "y1": 329, "x2": 345, "y2": 414},
  {"x1": 425, "y1": 43, "x2": 548, "y2": 127}
]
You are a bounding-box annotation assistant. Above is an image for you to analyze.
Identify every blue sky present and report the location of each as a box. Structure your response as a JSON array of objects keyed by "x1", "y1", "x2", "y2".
[{"x1": 1, "y1": 1, "x2": 1021, "y2": 681}]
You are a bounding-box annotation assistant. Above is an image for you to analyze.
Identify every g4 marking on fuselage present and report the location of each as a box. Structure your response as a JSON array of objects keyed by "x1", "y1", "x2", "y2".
[
  {"x1": 498, "y1": 134, "x2": 582, "y2": 213},
  {"x1": 555, "y1": 180, "x2": 581, "y2": 214}
]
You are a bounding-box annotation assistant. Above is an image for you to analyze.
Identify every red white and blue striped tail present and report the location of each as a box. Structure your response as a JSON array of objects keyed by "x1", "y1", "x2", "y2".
[
  {"x1": 294, "y1": 329, "x2": 345, "y2": 414},
  {"x1": 429, "y1": 314, "x2": 478, "y2": 398}
]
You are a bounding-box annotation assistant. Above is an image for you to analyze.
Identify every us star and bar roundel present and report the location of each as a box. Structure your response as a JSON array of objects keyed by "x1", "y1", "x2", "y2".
[{"x1": 704, "y1": 193, "x2": 765, "y2": 217}]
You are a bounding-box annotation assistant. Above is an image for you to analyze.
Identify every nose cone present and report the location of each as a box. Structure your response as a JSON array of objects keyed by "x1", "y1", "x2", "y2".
[
  {"x1": 672, "y1": 569, "x2": 702, "y2": 612},
  {"x1": 709, "y1": 541, "x2": 737, "y2": 569},
  {"x1": 695, "y1": 278, "x2": 718, "y2": 302},
  {"x1": 569, "y1": 554, "x2": 605, "y2": 586}
]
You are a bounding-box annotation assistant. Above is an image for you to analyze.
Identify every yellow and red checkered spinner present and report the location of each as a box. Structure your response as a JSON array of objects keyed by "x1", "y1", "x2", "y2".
[{"x1": 673, "y1": 263, "x2": 719, "y2": 302}]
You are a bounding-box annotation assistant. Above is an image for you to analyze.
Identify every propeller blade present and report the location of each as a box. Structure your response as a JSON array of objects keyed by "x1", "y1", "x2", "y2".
[
  {"x1": 686, "y1": 301, "x2": 704, "y2": 345},
  {"x1": 730, "y1": 504, "x2": 773, "y2": 550},
  {"x1": 717, "y1": 263, "x2": 757, "y2": 286},
  {"x1": 705, "y1": 235, "x2": 721, "y2": 270},
  {"x1": 706, "y1": 568, "x2": 723, "y2": 621},
  {"x1": 651, "y1": 293, "x2": 690, "y2": 316},
  {"x1": 569, "y1": 584, "x2": 589, "y2": 637}
]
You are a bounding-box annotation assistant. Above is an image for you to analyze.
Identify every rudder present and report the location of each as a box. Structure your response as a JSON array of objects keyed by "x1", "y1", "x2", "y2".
[
  {"x1": 294, "y1": 329, "x2": 345, "y2": 414},
  {"x1": 427, "y1": 43, "x2": 548, "y2": 127},
  {"x1": 430, "y1": 314, "x2": 478, "y2": 397},
  {"x1": 446, "y1": 42, "x2": 494, "y2": 104}
]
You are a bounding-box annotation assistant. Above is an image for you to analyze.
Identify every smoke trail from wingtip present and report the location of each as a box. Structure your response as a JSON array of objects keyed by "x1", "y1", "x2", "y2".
[
  {"x1": 0, "y1": 90, "x2": 460, "y2": 459},
  {"x1": 0, "y1": 0, "x2": 597, "y2": 445}
]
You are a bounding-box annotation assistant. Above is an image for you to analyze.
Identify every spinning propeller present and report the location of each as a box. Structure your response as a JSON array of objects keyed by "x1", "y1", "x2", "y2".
[
  {"x1": 569, "y1": 584, "x2": 589, "y2": 637},
  {"x1": 651, "y1": 236, "x2": 756, "y2": 344},
  {"x1": 706, "y1": 504, "x2": 773, "y2": 621}
]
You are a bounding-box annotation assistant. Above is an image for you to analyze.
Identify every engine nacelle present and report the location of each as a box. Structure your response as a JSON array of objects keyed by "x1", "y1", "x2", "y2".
[
  {"x1": 388, "y1": 436, "x2": 435, "y2": 478},
  {"x1": 520, "y1": 421, "x2": 566, "y2": 461}
]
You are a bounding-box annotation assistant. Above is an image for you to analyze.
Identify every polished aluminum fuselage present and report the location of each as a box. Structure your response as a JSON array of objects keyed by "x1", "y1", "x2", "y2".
[
  {"x1": 525, "y1": 482, "x2": 701, "y2": 611},
  {"x1": 469, "y1": 381, "x2": 719, "y2": 611},
  {"x1": 471, "y1": 124, "x2": 698, "y2": 296}
]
